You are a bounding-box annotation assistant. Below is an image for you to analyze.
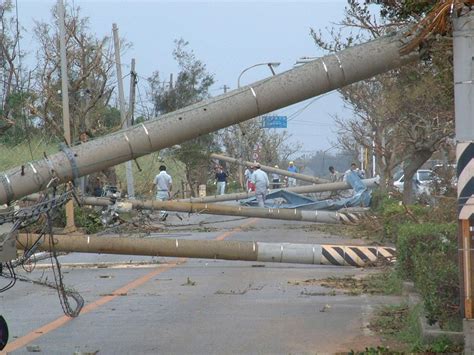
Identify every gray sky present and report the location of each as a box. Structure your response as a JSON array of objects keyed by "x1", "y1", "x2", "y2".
[{"x1": 18, "y1": 0, "x2": 353, "y2": 154}]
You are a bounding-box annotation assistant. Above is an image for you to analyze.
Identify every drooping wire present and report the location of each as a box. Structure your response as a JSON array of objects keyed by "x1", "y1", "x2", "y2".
[
  {"x1": 45, "y1": 188, "x2": 84, "y2": 317},
  {"x1": 0, "y1": 262, "x2": 16, "y2": 293},
  {"x1": 0, "y1": 188, "x2": 84, "y2": 317}
]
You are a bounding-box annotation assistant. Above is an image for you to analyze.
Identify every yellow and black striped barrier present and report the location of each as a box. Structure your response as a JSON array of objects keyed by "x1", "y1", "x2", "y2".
[{"x1": 321, "y1": 245, "x2": 396, "y2": 267}]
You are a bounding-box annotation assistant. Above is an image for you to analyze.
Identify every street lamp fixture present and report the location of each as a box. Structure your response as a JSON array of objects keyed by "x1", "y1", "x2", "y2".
[
  {"x1": 294, "y1": 56, "x2": 317, "y2": 67},
  {"x1": 237, "y1": 62, "x2": 280, "y2": 88}
]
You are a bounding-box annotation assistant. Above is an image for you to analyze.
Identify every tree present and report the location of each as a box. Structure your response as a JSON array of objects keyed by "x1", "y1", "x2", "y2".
[
  {"x1": 219, "y1": 120, "x2": 301, "y2": 168},
  {"x1": 32, "y1": 4, "x2": 119, "y2": 140},
  {"x1": 148, "y1": 39, "x2": 216, "y2": 195},
  {"x1": 311, "y1": 0, "x2": 454, "y2": 203},
  {"x1": 0, "y1": 0, "x2": 27, "y2": 138}
]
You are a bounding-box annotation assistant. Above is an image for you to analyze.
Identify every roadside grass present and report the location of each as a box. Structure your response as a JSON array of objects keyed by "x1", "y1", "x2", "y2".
[
  {"x1": 0, "y1": 140, "x2": 190, "y2": 200},
  {"x1": 0, "y1": 138, "x2": 59, "y2": 170},
  {"x1": 365, "y1": 303, "x2": 463, "y2": 354}
]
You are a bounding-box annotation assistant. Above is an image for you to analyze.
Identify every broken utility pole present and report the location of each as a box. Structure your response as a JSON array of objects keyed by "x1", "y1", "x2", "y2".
[
  {"x1": 175, "y1": 177, "x2": 380, "y2": 204},
  {"x1": 16, "y1": 233, "x2": 395, "y2": 267},
  {"x1": 0, "y1": 29, "x2": 419, "y2": 205},
  {"x1": 76, "y1": 196, "x2": 366, "y2": 225},
  {"x1": 210, "y1": 153, "x2": 330, "y2": 184}
]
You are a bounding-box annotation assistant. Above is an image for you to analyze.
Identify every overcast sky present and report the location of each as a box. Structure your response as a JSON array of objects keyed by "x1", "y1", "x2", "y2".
[{"x1": 17, "y1": 0, "x2": 354, "y2": 154}]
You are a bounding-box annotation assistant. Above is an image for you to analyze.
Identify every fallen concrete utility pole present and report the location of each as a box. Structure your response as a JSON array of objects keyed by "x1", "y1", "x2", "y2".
[
  {"x1": 210, "y1": 153, "x2": 329, "y2": 184},
  {"x1": 177, "y1": 177, "x2": 380, "y2": 203},
  {"x1": 16, "y1": 233, "x2": 395, "y2": 267},
  {"x1": 0, "y1": 30, "x2": 418, "y2": 205},
  {"x1": 77, "y1": 196, "x2": 365, "y2": 225}
]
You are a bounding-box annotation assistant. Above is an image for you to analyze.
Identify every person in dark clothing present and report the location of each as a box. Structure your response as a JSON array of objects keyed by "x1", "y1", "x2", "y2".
[{"x1": 215, "y1": 165, "x2": 228, "y2": 195}]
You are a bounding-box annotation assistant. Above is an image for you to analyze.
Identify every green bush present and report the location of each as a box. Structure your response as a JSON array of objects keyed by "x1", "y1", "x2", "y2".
[
  {"x1": 368, "y1": 192, "x2": 456, "y2": 241},
  {"x1": 53, "y1": 205, "x2": 104, "y2": 234},
  {"x1": 396, "y1": 222, "x2": 459, "y2": 327},
  {"x1": 370, "y1": 194, "x2": 428, "y2": 240},
  {"x1": 74, "y1": 207, "x2": 104, "y2": 234}
]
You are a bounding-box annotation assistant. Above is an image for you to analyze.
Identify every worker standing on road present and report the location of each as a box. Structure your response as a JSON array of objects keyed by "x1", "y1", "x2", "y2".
[
  {"x1": 154, "y1": 165, "x2": 173, "y2": 221},
  {"x1": 287, "y1": 161, "x2": 297, "y2": 187},
  {"x1": 272, "y1": 165, "x2": 281, "y2": 189},
  {"x1": 215, "y1": 165, "x2": 228, "y2": 195},
  {"x1": 251, "y1": 163, "x2": 269, "y2": 207},
  {"x1": 244, "y1": 165, "x2": 256, "y2": 192}
]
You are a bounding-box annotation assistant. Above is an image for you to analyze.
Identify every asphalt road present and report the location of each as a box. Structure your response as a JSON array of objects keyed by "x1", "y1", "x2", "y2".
[{"x1": 1, "y1": 213, "x2": 401, "y2": 354}]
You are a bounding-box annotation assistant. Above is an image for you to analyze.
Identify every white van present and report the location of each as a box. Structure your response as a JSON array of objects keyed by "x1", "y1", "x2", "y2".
[{"x1": 393, "y1": 169, "x2": 437, "y2": 194}]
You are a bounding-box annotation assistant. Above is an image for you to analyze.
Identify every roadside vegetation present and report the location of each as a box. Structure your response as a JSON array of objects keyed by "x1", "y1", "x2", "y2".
[
  {"x1": 358, "y1": 193, "x2": 459, "y2": 352},
  {"x1": 363, "y1": 304, "x2": 462, "y2": 354}
]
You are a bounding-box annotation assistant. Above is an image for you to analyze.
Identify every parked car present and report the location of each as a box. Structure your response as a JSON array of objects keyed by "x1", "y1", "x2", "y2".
[{"x1": 393, "y1": 169, "x2": 438, "y2": 195}]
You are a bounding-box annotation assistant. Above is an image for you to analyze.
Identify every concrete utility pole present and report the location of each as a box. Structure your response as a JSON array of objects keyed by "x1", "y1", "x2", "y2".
[
  {"x1": 16, "y1": 233, "x2": 395, "y2": 267},
  {"x1": 454, "y1": 9, "x2": 474, "y2": 342},
  {"x1": 75, "y1": 196, "x2": 366, "y2": 225},
  {"x1": 0, "y1": 30, "x2": 419, "y2": 204},
  {"x1": 211, "y1": 153, "x2": 330, "y2": 184},
  {"x1": 57, "y1": 0, "x2": 75, "y2": 232},
  {"x1": 128, "y1": 58, "x2": 137, "y2": 126},
  {"x1": 175, "y1": 177, "x2": 379, "y2": 203},
  {"x1": 113, "y1": 23, "x2": 135, "y2": 199}
]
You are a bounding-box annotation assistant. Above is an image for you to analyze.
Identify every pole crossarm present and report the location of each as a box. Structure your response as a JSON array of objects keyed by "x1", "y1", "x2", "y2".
[
  {"x1": 210, "y1": 153, "x2": 330, "y2": 184},
  {"x1": 0, "y1": 30, "x2": 419, "y2": 205},
  {"x1": 16, "y1": 233, "x2": 395, "y2": 267}
]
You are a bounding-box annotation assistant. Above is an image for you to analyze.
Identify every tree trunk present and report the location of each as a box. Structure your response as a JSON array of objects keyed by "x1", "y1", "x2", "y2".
[{"x1": 402, "y1": 149, "x2": 433, "y2": 204}]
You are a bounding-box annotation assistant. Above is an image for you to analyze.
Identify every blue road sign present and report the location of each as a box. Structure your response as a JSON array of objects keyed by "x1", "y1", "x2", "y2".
[{"x1": 262, "y1": 115, "x2": 287, "y2": 128}]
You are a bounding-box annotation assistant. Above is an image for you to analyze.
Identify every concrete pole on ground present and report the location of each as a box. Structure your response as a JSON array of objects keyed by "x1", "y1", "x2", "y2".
[
  {"x1": 0, "y1": 30, "x2": 419, "y2": 204},
  {"x1": 174, "y1": 177, "x2": 379, "y2": 203},
  {"x1": 210, "y1": 153, "x2": 330, "y2": 184},
  {"x1": 57, "y1": 0, "x2": 76, "y2": 232},
  {"x1": 74, "y1": 195, "x2": 366, "y2": 225},
  {"x1": 16, "y1": 233, "x2": 395, "y2": 267},
  {"x1": 113, "y1": 23, "x2": 135, "y2": 199}
]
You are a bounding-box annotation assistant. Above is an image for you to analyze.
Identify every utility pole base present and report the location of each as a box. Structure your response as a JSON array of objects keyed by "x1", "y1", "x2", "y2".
[{"x1": 64, "y1": 200, "x2": 76, "y2": 233}]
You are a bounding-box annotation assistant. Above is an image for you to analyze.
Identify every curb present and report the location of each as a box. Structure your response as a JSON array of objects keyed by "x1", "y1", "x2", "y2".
[{"x1": 403, "y1": 282, "x2": 464, "y2": 345}]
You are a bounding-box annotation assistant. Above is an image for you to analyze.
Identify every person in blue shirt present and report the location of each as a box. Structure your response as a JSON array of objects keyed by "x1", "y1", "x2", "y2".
[
  {"x1": 215, "y1": 165, "x2": 228, "y2": 195},
  {"x1": 287, "y1": 161, "x2": 298, "y2": 187}
]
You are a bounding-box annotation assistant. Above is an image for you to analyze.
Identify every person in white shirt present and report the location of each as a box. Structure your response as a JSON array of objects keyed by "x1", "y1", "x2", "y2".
[
  {"x1": 244, "y1": 165, "x2": 255, "y2": 192},
  {"x1": 344, "y1": 162, "x2": 365, "y2": 182},
  {"x1": 251, "y1": 163, "x2": 269, "y2": 207},
  {"x1": 271, "y1": 165, "x2": 281, "y2": 189},
  {"x1": 328, "y1": 166, "x2": 342, "y2": 182},
  {"x1": 153, "y1": 165, "x2": 172, "y2": 220}
]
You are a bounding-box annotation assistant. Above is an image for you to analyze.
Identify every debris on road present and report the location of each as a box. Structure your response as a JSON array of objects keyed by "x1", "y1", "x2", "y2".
[{"x1": 182, "y1": 277, "x2": 196, "y2": 286}]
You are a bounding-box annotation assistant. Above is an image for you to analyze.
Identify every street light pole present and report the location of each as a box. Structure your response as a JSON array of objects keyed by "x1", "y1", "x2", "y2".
[
  {"x1": 236, "y1": 62, "x2": 280, "y2": 188},
  {"x1": 321, "y1": 145, "x2": 338, "y2": 175}
]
